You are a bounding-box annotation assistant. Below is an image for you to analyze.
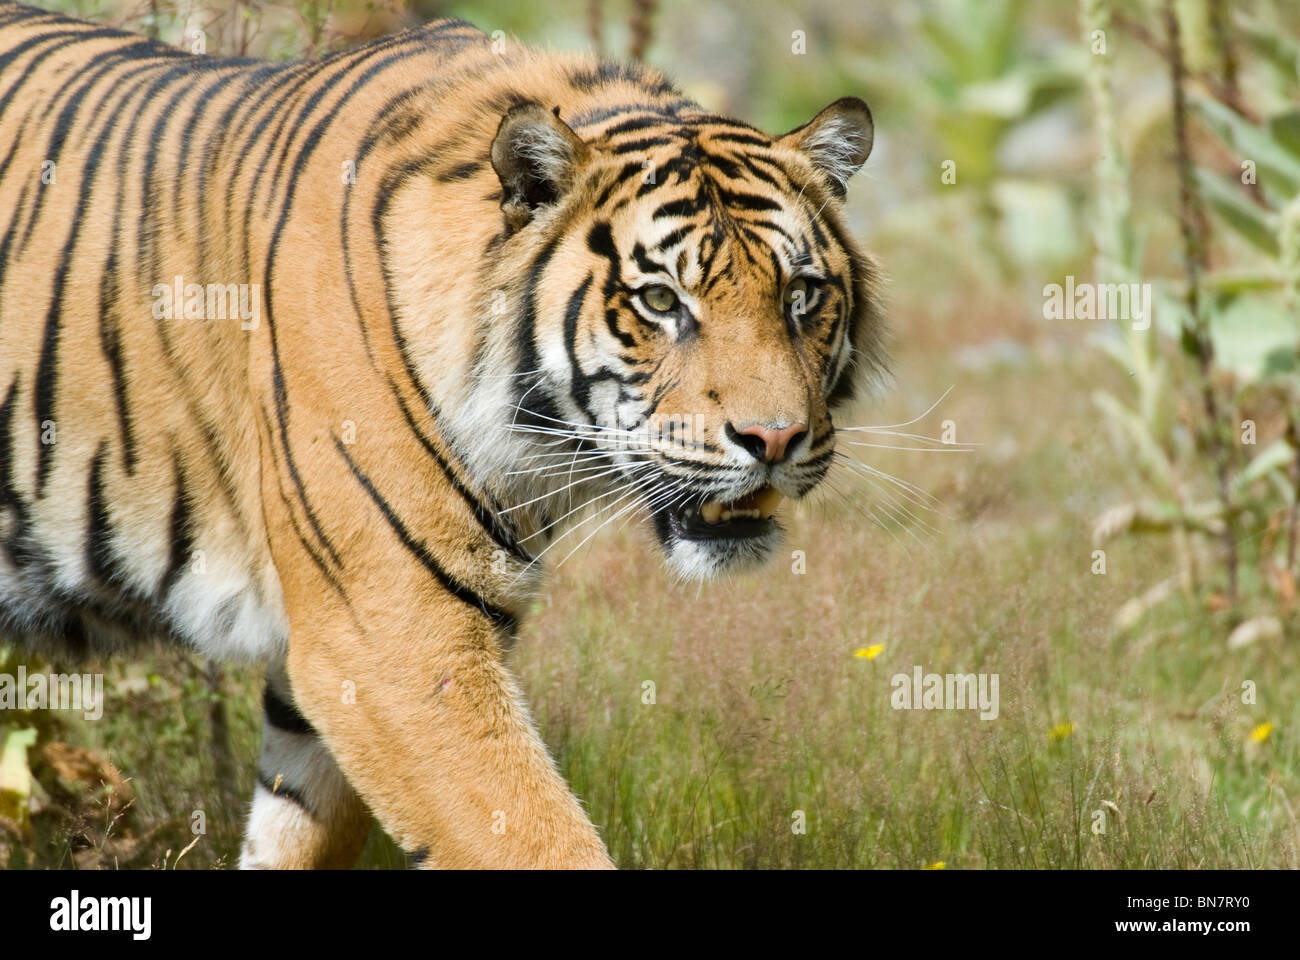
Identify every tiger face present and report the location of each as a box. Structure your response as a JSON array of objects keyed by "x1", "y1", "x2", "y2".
[{"x1": 484, "y1": 97, "x2": 886, "y2": 580}]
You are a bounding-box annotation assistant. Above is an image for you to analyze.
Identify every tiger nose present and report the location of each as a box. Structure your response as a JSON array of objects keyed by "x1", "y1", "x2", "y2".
[{"x1": 726, "y1": 422, "x2": 808, "y2": 464}]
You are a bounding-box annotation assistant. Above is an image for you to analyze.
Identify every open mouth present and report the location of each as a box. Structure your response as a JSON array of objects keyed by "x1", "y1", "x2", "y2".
[{"x1": 667, "y1": 486, "x2": 784, "y2": 541}]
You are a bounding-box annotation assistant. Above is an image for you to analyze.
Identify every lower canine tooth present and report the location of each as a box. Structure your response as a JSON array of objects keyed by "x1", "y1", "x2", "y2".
[
  {"x1": 755, "y1": 487, "x2": 784, "y2": 520},
  {"x1": 700, "y1": 501, "x2": 723, "y2": 524}
]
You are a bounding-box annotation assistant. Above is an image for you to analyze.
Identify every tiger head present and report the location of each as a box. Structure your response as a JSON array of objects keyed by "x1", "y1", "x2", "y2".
[{"x1": 478, "y1": 95, "x2": 886, "y2": 580}]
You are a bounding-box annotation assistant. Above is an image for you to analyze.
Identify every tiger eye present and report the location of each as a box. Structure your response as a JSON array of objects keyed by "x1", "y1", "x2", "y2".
[
  {"x1": 783, "y1": 278, "x2": 810, "y2": 305},
  {"x1": 642, "y1": 285, "x2": 678, "y2": 313}
]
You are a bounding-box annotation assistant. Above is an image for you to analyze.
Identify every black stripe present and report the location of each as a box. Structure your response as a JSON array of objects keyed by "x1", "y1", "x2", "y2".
[
  {"x1": 258, "y1": 406, "x2": 352, "y2": 602},
  {"x1": 592, "y1": 161, "x2": 642, "y2": 208},
  {"x1": 598, "y1": 114, "x2": 672, "y2": 138},
  {"x1": 587, "y1": 221, "x2": 645, "y2": 350},
  {"x1": 587, "y1": 220, "x2": 619, "y2": 262},
  {"x1": 413, "y1": 17, "x2": 486, "y2": 48},
  {"x1": 0, "y1": 180, "x2": 27, "y2": 320},
  {"x1": 437, "y1": 159, "x2": 482, "y2": 182},
  {"x1": 743, "y1": 218, "x2": 795, "y2": 243},
  {"x1": 739, "y1": 224, "x2": 771, "y2": 253},
  {"x1": 32, "y1": 293, "x2": 60, "y2": 496},
  {"x1": 0, "y1": 6, "x2": 62, "y2": 27},
  {"x1": 683, "y1": 114, "x2": 765, "y2": 133},
  {"x1": 630, "y1": 241, "x2": 665, "y2": 274},
  {"x1": 97, "y1": 254, "x2": 136, "y2": 471},
  {"x1": 264, "y1": 683, "x2": 316, "y2": 736},
  {"x1": 271, "y1": 366, "x2": 344, "y2": 569},
  {"x1": 278, "y1": 476, "x2": 346, "y2": 593},
  {"x1": 334, "y1": 437, "x2": 516, "y2": 630},
  {"x1": 0, "y1": 376, "x2": 32, "y2": 563},
  {"x1": 813, "y1": 213, "x2": 872, "y2": 406},
  {"x1": 636, "y1": 154, "x2": 696, "y2": 195},
  {"x1": 570, "y1": 61, "x2": 676, "y2": 95},
  {"x1": 387, "y1": 378, "x2": 533, "y2": 564},
  {"x1": 85, "y1": 442, "x2": 117, "y2": 583},
  {"x1": 653, "y1": 224, "x2": 692, "y2": 252},
  {"x1": 512, "y1": 235, "x2": 566, "y2": 430},
  {"x1": 799, "y1": 448, "x2": 835, "y2": 473},
  {"x1": 714, "y1": 185, "x2": 783, "y2": 214},
  {"x1": 357, "y1": 113, "x2": 539, "y2": 574},
  {"x1": 820, "y1": 308, "x2": 844, "y2": 353},
  {"x1": 259, "y1": 64, "x2": 346, "y2": 213},
  {"x1": 0, "y1": 52, "x2": 142, "y2": 295},
  {"x1": 746, "y1": 153, "x2": 796, "y2": 189},
  {"x1": 718, "y1": 153, "x2": 785, "y2": 190},
  {"x1": 571, "y1": 99, "x2": 694, "y2": 127},
  {"x1": 604, "y1": 308, "x2": 636, "y2": 348},
  {"x1": 700, "y1": 130, "x2": 770, "y2": 148},
  {"x1": 239, "y1": 62, "x2": 328, "y2": 261},
  {"x1": 563, "y1": 274, "x2": 597, "y2": 418},
  {"x1": 257, "y1": 771, "x2": 312, "y2": 811},
  {"x1": 158, "y1": 452, "x2": 194, "y2": 596},
  {"x1": 652, "y1": 196, "x2": 706, "y2": 220},
  {"x1": 610, "y1": 135, "x2": 676, "y2": 155}
]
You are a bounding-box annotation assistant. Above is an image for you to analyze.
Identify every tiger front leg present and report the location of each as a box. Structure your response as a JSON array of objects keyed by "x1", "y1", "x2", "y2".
[{"x1": 282, "y1": 601, "x2": 613, "y2": 869}]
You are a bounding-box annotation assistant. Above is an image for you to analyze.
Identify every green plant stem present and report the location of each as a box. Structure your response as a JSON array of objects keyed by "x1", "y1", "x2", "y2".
[
  {"x1": 1166, "y1": 0, "x2": 1239, "y2": 603},
  {"x1": 1208, "y1": 0, "x2": 1238, "y2": 99},
  {"x1": 1115, "y1": 9, "x2": 1260, "y2": 124},
  {"x1": 204, "y1": 659, "x2": 236, "y2": 806},
  {"x1": 1287, "y1": 416, "x2": 1300, "y2": 572},
  {"x1": 628, "y1": 0, "x2": 656, "y2": 62},
  {"x1": 587, "y1": 0, "x2": 603, "y2": 54}
]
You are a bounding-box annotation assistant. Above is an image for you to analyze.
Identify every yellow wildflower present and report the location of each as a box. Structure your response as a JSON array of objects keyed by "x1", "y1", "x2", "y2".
[
  {"x1": 1048, "y1": 722, "x2": 1074, "y2": 742},
  {"x1": 1250, "y1": 722, "x2": 1274, "y2": 744},
  {"x1": 854, "y1": 644, "x2": 885, "y2": 660},
  {"x1": 922, "y1": 860, "x2": 946, "y2": 870}
]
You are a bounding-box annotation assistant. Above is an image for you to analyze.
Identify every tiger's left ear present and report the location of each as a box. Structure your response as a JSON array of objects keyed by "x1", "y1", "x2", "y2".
[
  {"x1": 491, "y1": 102, "x2": 591, "y2": 231},
  {"x1": 778, "y1": 97, "x2": 874, "y2": 199}
]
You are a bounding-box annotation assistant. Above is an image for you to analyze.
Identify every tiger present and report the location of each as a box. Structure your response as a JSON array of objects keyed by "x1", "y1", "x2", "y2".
[{"x1": 0, "y1": 2, "x2": 886, "y2": 868}]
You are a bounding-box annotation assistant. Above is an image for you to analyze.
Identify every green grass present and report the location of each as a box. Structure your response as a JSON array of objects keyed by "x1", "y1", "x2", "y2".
[{"x1": 513, "y1": 340, "x2": 1298, "y2": 869}]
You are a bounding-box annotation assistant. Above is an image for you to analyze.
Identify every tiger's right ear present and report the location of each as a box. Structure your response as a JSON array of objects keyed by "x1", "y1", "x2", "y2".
[
  {"x1": 778, "y1": 97, "x2": 874, "y2": 199},
  {"x1": 491, "y1": 102, "x2": 590, "y2": 231}
]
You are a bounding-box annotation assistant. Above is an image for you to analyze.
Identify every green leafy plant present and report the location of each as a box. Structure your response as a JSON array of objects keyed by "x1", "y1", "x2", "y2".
[{"x1": 1087, "y1": 0, "x2": 1300, "y2": 620}]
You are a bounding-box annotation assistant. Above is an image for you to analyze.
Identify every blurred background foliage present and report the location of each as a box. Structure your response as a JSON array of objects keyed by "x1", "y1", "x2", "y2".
[{"x1": 3, "y1": 0, "x2": 1300, "y2": 868}]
